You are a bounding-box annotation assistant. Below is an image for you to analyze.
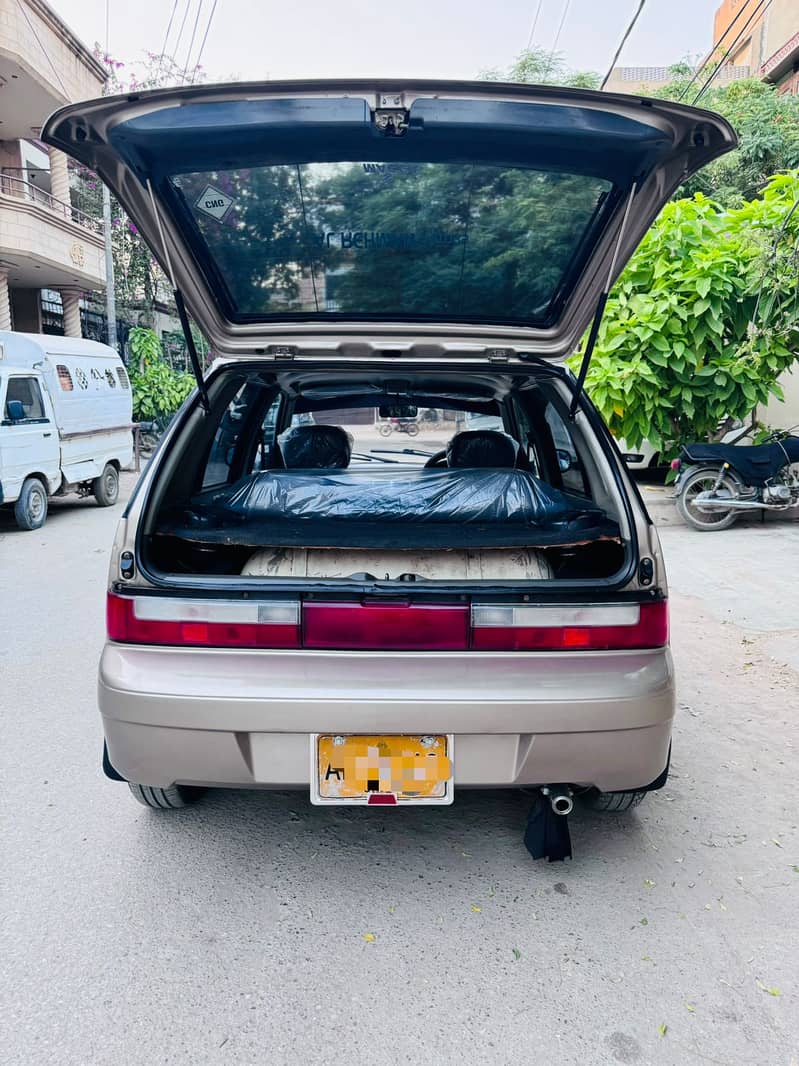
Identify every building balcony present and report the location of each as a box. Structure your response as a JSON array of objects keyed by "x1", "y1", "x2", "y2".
[{"x1": 0, "y1": 169, "x2": 105, "y2": 289}]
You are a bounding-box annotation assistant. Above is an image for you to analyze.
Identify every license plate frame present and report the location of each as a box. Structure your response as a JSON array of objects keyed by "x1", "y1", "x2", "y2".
[{"x1": 310, "y1": 733, "x2": 454, "y2": 806}]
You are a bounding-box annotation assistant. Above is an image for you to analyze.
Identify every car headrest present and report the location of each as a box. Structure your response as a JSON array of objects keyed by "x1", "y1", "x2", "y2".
[
  {"x1": 279, "y1": 424, "x2": 352, "y2": 468},
  {"x1": 446, "y1": 429, "x2": 519, "y2": 469}
]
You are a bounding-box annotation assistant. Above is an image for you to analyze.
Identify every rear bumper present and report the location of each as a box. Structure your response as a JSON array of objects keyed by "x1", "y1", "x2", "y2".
[{"x1": 99, "y1": 643, "x2": 675, "y2": 792}]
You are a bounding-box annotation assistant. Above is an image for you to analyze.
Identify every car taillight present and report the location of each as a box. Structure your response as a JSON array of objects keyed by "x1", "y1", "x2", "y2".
[
  {"x1": 470, "y1": 601, "x2": 668, "y2": 651},
  {"x1": 303, "y1": 602, "x2": 470, "y2": 650},
  {"x1": 106, "y1": 593, "x2": 300, "y2": 648},
  {"x1": 107, "y1": 595, "x2": 667, "y2": 652}
]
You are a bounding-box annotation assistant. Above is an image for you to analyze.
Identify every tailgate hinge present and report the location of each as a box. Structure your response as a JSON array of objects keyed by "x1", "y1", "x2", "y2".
[
  {"x1": 569, "y1": 182, "x2": 637, "y2": 421},
  {"x1": 267, "y1": 344, "x2": 297, "y2": 361},
  {"x1": 373, "y1": 93, "x2": 409, "y2": 136}
]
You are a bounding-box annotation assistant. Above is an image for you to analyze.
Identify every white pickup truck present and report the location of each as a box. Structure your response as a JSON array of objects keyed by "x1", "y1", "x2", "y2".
[{"x1": 0, "y1": 331, "x2": 133, "y2": 530}]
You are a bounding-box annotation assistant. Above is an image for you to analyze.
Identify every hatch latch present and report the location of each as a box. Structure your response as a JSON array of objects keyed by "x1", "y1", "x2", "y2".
[{"x1": 374, "y1": 93, "x2": 409, "y2": 136}]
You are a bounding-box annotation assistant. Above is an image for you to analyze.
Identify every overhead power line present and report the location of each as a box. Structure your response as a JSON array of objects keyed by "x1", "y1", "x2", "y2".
[
  {"x1": 679, "y1": 0, "x2": 768, "y2": 101},
  {"x1": 526, "y1": 0, "x2": 545, "y2": 51},
  {"x1": 182, "y1": 0, "x2": 206, "y2": 83},
  {"x1": 170, "y1": 0, "x2": 193, "y2": 79},
  {"x1": 190, "y1": 0, "x2": 220, "y2": 84},
  {"x1": 543, "y1": 0, "x2": 572, "y2": 78},
  {"x1": 599, "y1": 0, "x2": 647, "y2": 91},
  {"x1": 157, "y1": 0, "x2": 181, "y2": 76},
  {"x1": 692, "y1": 0, "x2": 775, "y2": 104}
]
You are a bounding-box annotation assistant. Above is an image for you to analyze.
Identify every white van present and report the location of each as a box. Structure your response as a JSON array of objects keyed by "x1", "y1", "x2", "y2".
[{"x1": 0, "y1": 331, "x2": 133, "y2": 530}]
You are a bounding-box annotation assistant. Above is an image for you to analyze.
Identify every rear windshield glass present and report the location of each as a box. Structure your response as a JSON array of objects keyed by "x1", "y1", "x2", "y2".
[{"x1": 169, "y1": 164, "x2": 611, "y2": 325}]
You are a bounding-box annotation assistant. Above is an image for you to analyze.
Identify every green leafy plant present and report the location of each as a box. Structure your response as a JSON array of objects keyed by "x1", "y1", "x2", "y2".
[
  {"x1": 576, "y1": 172, "x2": 799, "y2": 454},
  {"x1": 128, "y1": 328, "x2": 195, "y2": 421}
]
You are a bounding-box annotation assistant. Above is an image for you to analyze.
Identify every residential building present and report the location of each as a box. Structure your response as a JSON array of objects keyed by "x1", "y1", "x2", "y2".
[
  {"x1": 603, "y1": 0, "x2": 797, "y2": 96},
  {"x1": 0, "y1": 0, "x2": 106, "y2": 337},
  {"x1": 713, "y1": 0, "x2": 799, "y2": 94},
  {"x1": 602, "y1": 63, "x2": 749, "y2": 96}
]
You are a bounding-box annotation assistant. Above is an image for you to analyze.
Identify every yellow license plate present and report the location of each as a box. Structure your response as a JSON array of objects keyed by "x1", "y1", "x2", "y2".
[{"x1": 311, "y1": 734, "x2": 453, "y2": 805}]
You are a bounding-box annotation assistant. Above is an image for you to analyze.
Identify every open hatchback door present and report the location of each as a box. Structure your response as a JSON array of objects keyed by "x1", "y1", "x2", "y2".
[{"x1": 43, "y1": 80, "x2": 735, "y2": 362}]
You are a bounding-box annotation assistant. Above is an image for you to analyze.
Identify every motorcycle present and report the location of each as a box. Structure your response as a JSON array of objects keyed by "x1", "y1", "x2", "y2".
[
  {"x1": 673, "y1": 428, "x2": 799, "y2": 531},
  {"x1": 377, "y1": 418, "x2": 420, "y2": 438}
]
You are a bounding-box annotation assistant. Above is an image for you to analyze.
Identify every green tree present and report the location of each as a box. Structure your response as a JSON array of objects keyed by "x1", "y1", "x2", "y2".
[
  {"x1": 481, "y1": 46, "x2": 600, "y2": 89},
  {"x1": 128, "y1": 327, "x2": 195, "y2": 421},
  {"x1": 69, "y1": 50, "x2": 209, "y2": 348},
  {"x1": 651, "y1": 77, "x2": 799, "y2": 206},
  {"x1": 578, "y1": 172, "x2": 799, "y2": 452}
]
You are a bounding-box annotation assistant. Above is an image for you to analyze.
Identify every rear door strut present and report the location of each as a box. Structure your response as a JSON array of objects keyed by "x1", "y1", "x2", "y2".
[
  {"x1": 569, "y1": 183, "x2": 637, "y2": 421},
  {"x1": 146, "y1": 179, "x2": 211, "y2": 414}
]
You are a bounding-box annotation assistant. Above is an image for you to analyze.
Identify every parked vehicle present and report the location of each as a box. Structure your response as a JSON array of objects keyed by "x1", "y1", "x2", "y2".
[
  {"x1": 673, "y1": 429, "x2": 799, "y2": 531},
  {"x1": 0, "y1": 332, "x2": 132, "y2": 530},
  {"x1": 43, "y1": 80, "x2": 735, "y2": 834}
]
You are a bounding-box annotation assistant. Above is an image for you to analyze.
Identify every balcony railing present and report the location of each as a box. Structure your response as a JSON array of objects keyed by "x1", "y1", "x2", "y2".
[{"x1": 0, "y1": 170, "x2": 104, "y2": 236}]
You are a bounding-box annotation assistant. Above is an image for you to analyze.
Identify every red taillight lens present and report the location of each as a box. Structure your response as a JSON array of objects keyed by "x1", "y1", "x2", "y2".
[
  {"x1": 471, "y1": 601, "x2": 668, "y2": 651},
  {"x1": 303, "y1": 602, "x2": 470, "y2": 650},
  {"x1": 107, "y1": 595, "x2": 667, "y2": 653},
  {"x1": 107, "y1": 593, "x2": 300, "y2": 648}
]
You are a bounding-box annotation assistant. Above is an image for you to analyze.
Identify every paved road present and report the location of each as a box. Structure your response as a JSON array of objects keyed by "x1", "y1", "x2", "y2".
[{"x1": 2, "y1": 482, "x2": 797, "y2": 1066}]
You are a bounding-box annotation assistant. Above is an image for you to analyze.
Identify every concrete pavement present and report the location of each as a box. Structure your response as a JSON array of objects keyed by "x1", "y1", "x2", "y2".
[{"x1": 1, "y1": 478, "x2": 797, "y2": 1065}]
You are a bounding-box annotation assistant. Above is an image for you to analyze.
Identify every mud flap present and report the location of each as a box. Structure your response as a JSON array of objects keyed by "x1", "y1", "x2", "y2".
[
  {"x1": 524, "y1": 793, "x2": 572, "y2": 862},
  {"x1": 102, "y1": 741, "x2": 127, "y2": 782}
]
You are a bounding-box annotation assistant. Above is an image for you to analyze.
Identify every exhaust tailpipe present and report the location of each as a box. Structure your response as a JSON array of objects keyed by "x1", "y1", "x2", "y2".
[{"x1": 542, "y1": 785, "x2": 573, "y2": 816}]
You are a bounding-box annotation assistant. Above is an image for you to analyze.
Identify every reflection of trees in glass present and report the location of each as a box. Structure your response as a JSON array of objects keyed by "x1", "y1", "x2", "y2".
[
  {"x1": 317, "y1": 163, "x2": 610, "y2": 319},
  {"x1": 173, "y1": 166, "x2": 319, "y2": 311},
  {"x1": 173, "y1": 162, "x2": 609, "y2": 321}
]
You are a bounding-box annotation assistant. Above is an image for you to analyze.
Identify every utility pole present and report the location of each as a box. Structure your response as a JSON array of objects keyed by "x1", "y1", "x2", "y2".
[
  {"x1": 103, "y1": 0, "x2": 118, "y2": 351},
  {"x1": 102, "y1": 184, "x2": 118, "y2": 351}
]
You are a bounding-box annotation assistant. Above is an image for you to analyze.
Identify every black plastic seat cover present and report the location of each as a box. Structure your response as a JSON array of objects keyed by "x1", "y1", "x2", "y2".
[
  {"x1": 681, "y1": 437, "x2": 799, "y2": 487},
  {"x1": 279, "y1": 424, "x2": 352, "y2": 468},
  {"x1": 447, "y1": 430, "x2": 519, "y2": 468}
]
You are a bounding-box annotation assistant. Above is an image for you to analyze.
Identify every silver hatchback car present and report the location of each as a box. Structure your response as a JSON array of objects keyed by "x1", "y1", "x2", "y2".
[{"x1": 44, "y1": 81, "x2": 734, "y2": 833}]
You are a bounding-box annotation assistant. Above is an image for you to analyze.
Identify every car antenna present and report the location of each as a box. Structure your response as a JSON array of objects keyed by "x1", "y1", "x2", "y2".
[
  {"x1": 569, "y1": 183, "x2": 637, "y2": 421},
  {"x1": 146, "y1": 179, "x2": 211, "y2": 414}
]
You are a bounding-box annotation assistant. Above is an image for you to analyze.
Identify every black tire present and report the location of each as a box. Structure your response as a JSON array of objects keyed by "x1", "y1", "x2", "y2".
[
  {"x1": 582, "y1": 789, "x2": 647, "y2": 813},
  {"x1": 92, "y1": 463, "x2": 119, "y2": 507},
  {"x1": 14, "y1": 477, "x2": 48, "y2": 530},
  {"x1": 406, "y1": 423, "x2": 420, "y2": 437},
  {"x1": 127, "y1": 783, "x2": 204, "y2": 809},
  {"x1": 676, "y1": 469, "x2": 739, "y2": 531},
  {"x1": 378, "y1": 423, "x2": 392, "y2": 437}
]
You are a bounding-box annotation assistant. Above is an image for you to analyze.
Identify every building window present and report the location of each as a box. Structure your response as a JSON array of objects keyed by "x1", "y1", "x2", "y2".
[
  {"x1": 117, "y1": 366, "x2": 130, "y2": 389},
  {"x1": 56, "y1": 365, "x2": 74, "y2": 391},
  {"x1": 105, "y1": 369, "x2": 117, "y2": 388}
]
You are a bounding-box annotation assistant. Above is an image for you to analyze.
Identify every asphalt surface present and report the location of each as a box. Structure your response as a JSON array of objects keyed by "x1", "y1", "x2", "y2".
[{"x1": 2, "y1": 476, "x2": 797, "y2": 1066}]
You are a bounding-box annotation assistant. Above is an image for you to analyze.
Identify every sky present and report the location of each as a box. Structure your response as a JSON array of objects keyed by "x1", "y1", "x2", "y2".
[{"x1": 51, "y1": 0, "x2": 722, "y2": 85}]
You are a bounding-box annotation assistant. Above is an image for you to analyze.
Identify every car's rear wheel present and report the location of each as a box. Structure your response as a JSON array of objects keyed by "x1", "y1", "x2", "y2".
[
  {"x1": 582, "y1": 789, "x2": 647, "y2": 812},
  {"x1": 92, "y1": 463, "x2": 120, "y2": 507},
  {"x1": 676, "y1": 469, "x2": 739, "y2": 531},
  {"x1": 14, "y1": 477, "x2": 48, "y2": 530},
  {"x1": 127, "y1": 783, "x2": 204, "y2": 809}
]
